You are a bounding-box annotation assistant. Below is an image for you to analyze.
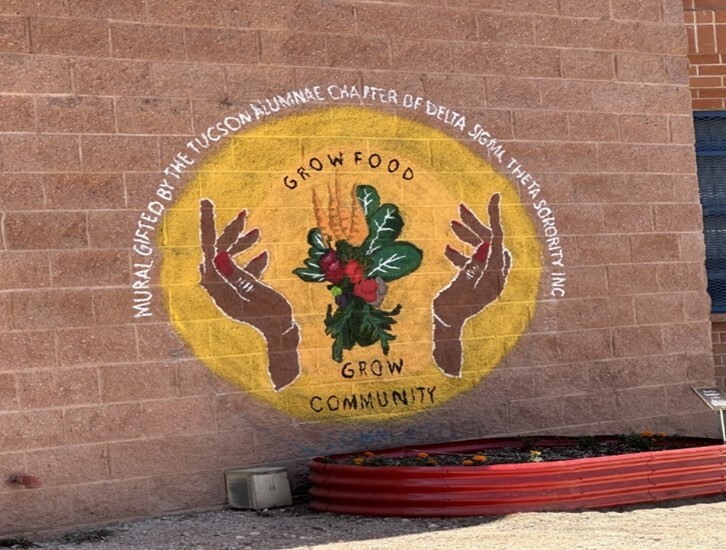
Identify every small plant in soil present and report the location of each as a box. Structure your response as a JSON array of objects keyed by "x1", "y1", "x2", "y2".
[{"x1": 322, "y1": 433, "x2": 709, "y2": 467}]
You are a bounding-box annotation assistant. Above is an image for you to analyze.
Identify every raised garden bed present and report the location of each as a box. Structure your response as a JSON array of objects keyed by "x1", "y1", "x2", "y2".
[{"x1": 308, "y1": 435, "x2": 726, "y2": 516}]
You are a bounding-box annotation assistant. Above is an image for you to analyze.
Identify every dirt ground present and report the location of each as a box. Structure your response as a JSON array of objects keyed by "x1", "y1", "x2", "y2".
[{"x1": 5, "y1": 494, "x2": 725, "y2": 550}]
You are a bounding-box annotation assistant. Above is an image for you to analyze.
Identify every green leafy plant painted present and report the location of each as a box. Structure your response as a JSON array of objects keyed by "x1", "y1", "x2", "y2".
[{"x1": 293, "y1": 182, "x2": 422, "y2": 362}]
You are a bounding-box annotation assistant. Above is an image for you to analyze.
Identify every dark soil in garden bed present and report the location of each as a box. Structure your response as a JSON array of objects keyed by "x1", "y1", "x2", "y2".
[{"x1": 321, "y1": 433, "x2": 720, "y2": 467}]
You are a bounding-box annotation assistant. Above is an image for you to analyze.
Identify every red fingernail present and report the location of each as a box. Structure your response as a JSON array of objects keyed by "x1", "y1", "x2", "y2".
[
  {"x1": 237, "y1": 210, "x2": 247, "y2": 219},
  {"x1": 474, "y1": 242, "x2": 490, "y2": 262},
  {"x1": 214, "y1": 252, "x2": 234, "y2": 276},
  {"x1": 247, "y1": 228, "x2": 260, "y2": 239},
  {"x1": 451, "y1": 220, "x2": 463, "y2": 228},
  {"x1": 252, "y1": 251, "x2": 267, "y2": 262},
  {"x1": 460, "y1": 204, "x2": 472, "y2": 215}
]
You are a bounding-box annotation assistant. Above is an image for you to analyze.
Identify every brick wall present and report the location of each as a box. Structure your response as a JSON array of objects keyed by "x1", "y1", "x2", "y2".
[
  {"x1": 711, "y1": 322, "x2": 726, "y2": 386},
  {"x1": 684, "y1": 0, "x2": 726, "y2": 387},
  {"x1": 0, "y1": 0, "x2": 716, "y2": 537},
  {"x1": 685, "y1": 0, "x2": 726, "y2": 108}
]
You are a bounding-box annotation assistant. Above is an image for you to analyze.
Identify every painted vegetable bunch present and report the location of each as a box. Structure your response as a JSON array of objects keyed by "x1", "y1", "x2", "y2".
[{"x1": 293, "y1": 181, "x2": 422, "y2": 362}]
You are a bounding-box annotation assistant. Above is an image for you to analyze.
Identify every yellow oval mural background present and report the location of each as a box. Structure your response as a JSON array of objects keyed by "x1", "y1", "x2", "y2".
[{"x1": 160, "y1": 106, "x2": 542, "y2": 421}]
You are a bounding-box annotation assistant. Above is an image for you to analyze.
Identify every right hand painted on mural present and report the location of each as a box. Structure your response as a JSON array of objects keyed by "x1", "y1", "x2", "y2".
[
  {"x1": 199, "y1": 199, "x2": 300, "y2": 391},
  {"x1": 432, "y1": 193, "x2": 512, "y2": 377}
]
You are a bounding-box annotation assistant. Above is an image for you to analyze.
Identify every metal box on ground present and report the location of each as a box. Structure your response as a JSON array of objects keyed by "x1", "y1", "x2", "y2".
[{"x1": 224, "y1": 467, "x2": 293, "y2": 510}]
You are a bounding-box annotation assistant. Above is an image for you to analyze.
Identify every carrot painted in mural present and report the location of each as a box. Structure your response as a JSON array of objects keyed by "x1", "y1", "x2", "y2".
[
  {"x1": 432, "y1": 193, "x2": 511, "y2": 377},
  {"x1": 198, "y1": 199, "x2": 300, "y2": 390},
  {"x1": 293, "y1": 179, "x2": 423, "y2": 362}
]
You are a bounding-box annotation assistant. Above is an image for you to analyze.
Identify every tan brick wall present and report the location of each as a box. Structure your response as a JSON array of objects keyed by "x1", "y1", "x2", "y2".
[
  {"x1": 0, "y1": 0, "x2": 716, "y2": 536},
  {"x1": 683, "y1": 0, "x2": 726, "y2": 386}
]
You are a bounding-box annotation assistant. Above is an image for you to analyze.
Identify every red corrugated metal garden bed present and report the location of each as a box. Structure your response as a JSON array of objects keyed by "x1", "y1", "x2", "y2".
[{"x1": 308, "y1": 436, "x2": 726, "y2": 516}]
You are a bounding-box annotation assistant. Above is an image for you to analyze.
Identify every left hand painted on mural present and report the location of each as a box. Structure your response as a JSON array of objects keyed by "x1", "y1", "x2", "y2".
[
  {"x1": 432, "y1": 193, "x2": 512, "y2": 377},
  {"x1": 199, "y1": 199, "x2": 300, "y2": 390}
]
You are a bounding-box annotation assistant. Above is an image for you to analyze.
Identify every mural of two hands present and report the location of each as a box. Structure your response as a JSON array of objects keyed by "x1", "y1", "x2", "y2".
[{"x1": 198, "y1": 193, "x2": 510, "y2": 391}]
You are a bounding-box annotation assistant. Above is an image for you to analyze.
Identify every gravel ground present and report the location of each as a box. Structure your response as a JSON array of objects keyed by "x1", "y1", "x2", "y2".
[{"x1": 5, "y1": 494, "x2": 725, "y2": 550}]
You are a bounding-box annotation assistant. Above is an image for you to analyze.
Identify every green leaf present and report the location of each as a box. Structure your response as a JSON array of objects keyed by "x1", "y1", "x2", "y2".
[
  {"x1": 355, "y1": 305, "x2": 379, "y2": 347},
  {"x1": 324, "y1": 300, "x2": 403, "y2": 361},
  {"x1": 325, "y1": 300, "x2": 364, "y2": 362},
  {"x1": 357, "y1": 304, "x2": 401, "y2": 353},
  {"x1": 325, "y1": 302, "x2": 350, "y2": 363},
  {"x1": 356, "y1": 185, "x2": 380, "y2": 219},
  {"x1": 366, "y1": 242, "x2": 423, "y2": 282},
  {"x1": 332, "y1": 336, "x2": 344, "y2": 363},
  {"x1": 294, "y1": 230, "x2": 328, "y2": 281},
  {"x1": 323, "y1": 299, "x2": 404, "y2": 361},
  {"x1": 293, "y1": 267, "x2": 325, "y2": 282},
  {"x1": 304, "y1": 258, "x2": 320, "y2": 270},
  {"x1": 307, "y1": 227, "x2": 326, "y2": 250},
  {"x1": 362, "y1": 204, "x2": 403, "y2": 255}
]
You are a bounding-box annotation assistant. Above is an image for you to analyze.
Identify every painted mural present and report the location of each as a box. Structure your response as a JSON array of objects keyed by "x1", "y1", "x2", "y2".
[{"x1": 152, "y1": 102, "x2": 545, "y2": 420}]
